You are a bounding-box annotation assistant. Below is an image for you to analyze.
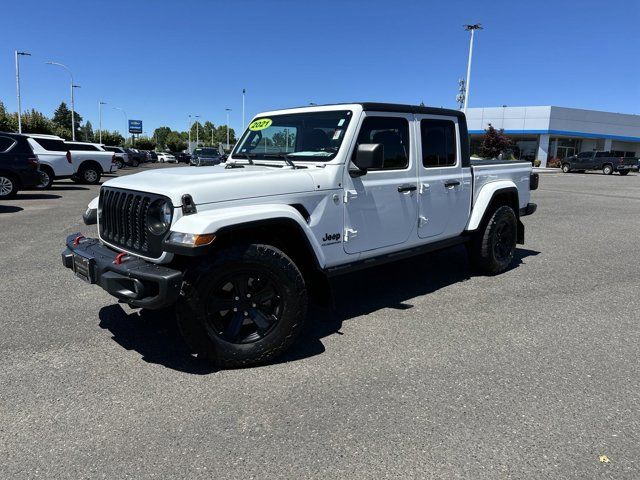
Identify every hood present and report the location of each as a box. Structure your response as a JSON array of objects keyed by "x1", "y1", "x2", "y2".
[{"x1": 102, "y1": 164, "x2": 318, "y2": 206}]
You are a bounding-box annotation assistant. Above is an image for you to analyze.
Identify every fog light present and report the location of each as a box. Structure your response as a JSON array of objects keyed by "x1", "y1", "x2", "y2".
[{"x1": 168, "y1": 232, "x2": 215, "y2": 247}]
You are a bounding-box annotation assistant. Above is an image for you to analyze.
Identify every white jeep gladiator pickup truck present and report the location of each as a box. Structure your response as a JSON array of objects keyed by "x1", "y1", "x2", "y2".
[{"x1": 62, "y1": 103, "x2": 538, "y2": 367}]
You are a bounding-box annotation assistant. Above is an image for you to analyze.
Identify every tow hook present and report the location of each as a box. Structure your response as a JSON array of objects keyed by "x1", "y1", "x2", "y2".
[
  {"x1": 73, "y1": 234, "x2": 86, "y2": 246},
  {"x1": 113, "y1": 252, "x2": 129, "y2": 265}
]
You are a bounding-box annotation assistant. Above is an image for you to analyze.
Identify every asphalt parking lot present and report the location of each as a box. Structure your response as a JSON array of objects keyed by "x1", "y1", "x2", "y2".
[{"x1": 1, "y1": 165, "x2": 639, "y2": 479}]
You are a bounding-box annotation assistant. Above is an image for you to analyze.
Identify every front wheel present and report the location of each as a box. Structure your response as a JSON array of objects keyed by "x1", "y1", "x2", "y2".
[
  {"x1": 177, "y1": 244, "x2": 308, "y2": 368},
  {"x1": 603, "y1": 164, "x2": 613, "y2": 175},
  {"x1": 468, "y1": 205, "x2": 517, "y2": 275},
  {"x1": 619, "y1": 170, "x2": 629, "y2": 176},
  {"x1": 561, "y1": 163, "x2": 571, "y2": 173}
]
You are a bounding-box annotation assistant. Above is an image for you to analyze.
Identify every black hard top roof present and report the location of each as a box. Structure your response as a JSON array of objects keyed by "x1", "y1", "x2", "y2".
[{"x1": 269, "y1": 102, "x2": 466, "y2": 119}]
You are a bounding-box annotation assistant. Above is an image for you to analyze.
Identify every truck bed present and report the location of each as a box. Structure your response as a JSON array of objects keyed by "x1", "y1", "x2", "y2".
[{"x1": 470, "y1": 160, "x2": 533, "y2": 211}]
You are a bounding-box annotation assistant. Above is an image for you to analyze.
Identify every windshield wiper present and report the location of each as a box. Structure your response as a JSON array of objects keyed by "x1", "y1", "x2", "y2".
[
  {"x1": 234, "y1": 152, "x2": 255, "y2": 165},
  {"x1": 265, "y1": 152, "x2": 298, "y2": 169}
]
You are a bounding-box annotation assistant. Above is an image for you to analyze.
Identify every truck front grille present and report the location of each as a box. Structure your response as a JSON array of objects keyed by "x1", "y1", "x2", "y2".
[{"x1": 98, "y1": 187, "x2": 168, "y2": 258}]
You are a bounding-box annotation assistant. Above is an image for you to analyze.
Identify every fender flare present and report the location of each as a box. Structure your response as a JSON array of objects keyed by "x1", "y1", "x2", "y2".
[
  {"x1": 466, "y1": 180, "x2": 519, "y2": 231},
  {"x1": 170, "y1": 203, "x2": 326, "y2": 266}
]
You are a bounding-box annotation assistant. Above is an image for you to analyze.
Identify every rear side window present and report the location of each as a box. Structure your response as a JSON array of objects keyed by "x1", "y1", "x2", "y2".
[
  {"x1": 32, "y1": 138, "x2": 67, "y2": 152},
  {"x1": 67, "y1": 143, "x2": 100, "y2": 151},
  {"x1": 577, "y1": 152, "x2": 591, "y2": 158},
  {"x1": 421, "y1": 119, "x2": 457, "y2": 168},
  {"x1": 595, "y1": 151, "x2": 610, "y2": 158},
  {"x1": 355, "y1": 116, "x2": 410, "y2": 170},
  {"x1": 0, "y1": 136, "x2": 16, "y2": 153}
]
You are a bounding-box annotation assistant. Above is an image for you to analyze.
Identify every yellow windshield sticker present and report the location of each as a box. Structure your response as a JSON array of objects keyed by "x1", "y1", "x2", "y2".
[{"x1": 249, "y1": 118, "x2": 273, "y2": 131}]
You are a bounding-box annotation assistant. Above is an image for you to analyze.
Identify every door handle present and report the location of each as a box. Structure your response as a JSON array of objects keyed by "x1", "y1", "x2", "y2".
[
  {"x1": 397, "y1": 184, "x2": 417, "y2": 193},
  {"x1": 444, "y1": 180, "x2": 460, "y2": 188}
]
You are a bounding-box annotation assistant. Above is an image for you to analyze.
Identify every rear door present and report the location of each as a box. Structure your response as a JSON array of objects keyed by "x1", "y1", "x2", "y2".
[
  {"x1": 342, "y1": 112, "x2": 418, "y2": 254},
  {"x1": 416, "y1": 115, "x2": 471, "y2": 239}
]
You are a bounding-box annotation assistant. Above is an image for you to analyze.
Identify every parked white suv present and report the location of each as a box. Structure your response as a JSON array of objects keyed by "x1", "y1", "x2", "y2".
[
  {"x1": 27, "y1": 134, "x2": 73, "y2": 189},
  {"x1": 157, "y1": 152, "x2": 176, "y2": 163},
  {"x1": 63, "y1": 102, "x2": 538, "y2": 367}
]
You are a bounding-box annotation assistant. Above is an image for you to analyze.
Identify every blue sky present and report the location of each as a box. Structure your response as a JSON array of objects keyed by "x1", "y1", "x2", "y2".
[{"x1": 1, "y1": 0, "x2": 638, "y2": 136}]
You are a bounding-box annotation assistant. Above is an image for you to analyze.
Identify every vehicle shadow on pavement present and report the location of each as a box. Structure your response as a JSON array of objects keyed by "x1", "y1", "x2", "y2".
[
  {"x1": 281, "y1": 246, "x2": 540, "y2": 364},
  {"x1": 0, "y1": 205, "x2": 24, "y2": 214},
  {"x1": 97, "y1": 246, "x2": 539, "y2": 373},
  {"x1": 98, "y1": 305, "x2": 218, "y2": 374},
  {"x1": 47, "y1": 185, "x2": 90, "y2": 191},
  {"x1": 12, "y1": 193, "x2": 61, "y2": 200}
]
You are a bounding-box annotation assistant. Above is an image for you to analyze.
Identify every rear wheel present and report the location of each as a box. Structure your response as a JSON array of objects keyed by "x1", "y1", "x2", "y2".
[
  {"x1": 132, "y1": 159, "x2": 139, "y2": 167},
  {"x1": 79, "y1": 164, "x2": 101, "y2": 184},
  {"x1": 36, "y1": 166, "x2": 54, "y2": 189},
  {"x1": 561, "y1": 163, "x2": 571, "y2": 173},
  {"x1": 619, "y1": 170, "x2": 629, "y2": 176},
  {"x1": 177, "y1": 244, "x2": 307, "y2": 368},
  {"x1": 0, "y1": 174, "x2": 18, "y2": 199},
  {"x1": 115, "y1": 159, "x2": 124, "y2": 169},
  {"x1": 468, "y1": 205, "x2": 517, "y2": 275},
  {"x1": 602, "y1": 164, "x2": 613, "y2": 175}
]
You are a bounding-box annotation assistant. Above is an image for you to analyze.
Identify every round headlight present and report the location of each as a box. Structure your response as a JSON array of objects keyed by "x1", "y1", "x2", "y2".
[{"x1": 147, "y1": 199, "x2": 172, "y2": 235}]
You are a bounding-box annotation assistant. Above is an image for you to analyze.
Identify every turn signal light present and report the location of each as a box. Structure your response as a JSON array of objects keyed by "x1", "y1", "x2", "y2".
[{"x1": 167, "y1": 232, "x2": 216, "y2": 247}]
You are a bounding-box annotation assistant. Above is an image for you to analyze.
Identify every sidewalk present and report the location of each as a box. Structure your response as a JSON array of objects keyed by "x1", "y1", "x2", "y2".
[{"x1": 533, "y1": 167, "x2": 561, "y2": 174}]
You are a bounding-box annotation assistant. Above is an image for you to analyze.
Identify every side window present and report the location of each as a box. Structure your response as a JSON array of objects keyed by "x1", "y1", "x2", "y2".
[
  {"x1": 421, "y1": 119, "x2": 457, "y2": 168},
  {"x1": 33, "y1": 138, "x2": 67, "y2": 152},
  {"x1": 355, "y1": 116, "x2": 409, "y2": 170},
  {"x1": 0, "y1": 136, "x2": 16, "y2": 153},
  {"x1": 577, "y1": 152, "x2": 591, "y2": 158}
]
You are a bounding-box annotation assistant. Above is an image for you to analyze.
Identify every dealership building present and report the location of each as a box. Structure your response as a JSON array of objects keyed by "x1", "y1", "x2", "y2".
[{"x1": 466, "y1": 106, "x2": 640, "y2": 167}]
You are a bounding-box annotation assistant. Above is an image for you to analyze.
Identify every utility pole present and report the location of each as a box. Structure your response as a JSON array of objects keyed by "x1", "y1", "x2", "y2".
[
  {"x1": 195, "y1": 115, "x2": 200, "y2": 146},
  {"x1": 188, "y1": 115, "x2": 192, "y2": 151},
  {"x1": 242, "y1": 89, "x2": 246, "y2": 130},
  {"x1": 15, "y1": 51, "x2": 31, "y2": 134},
  {"x1": 225, "y1": 108, "x2": 231, "y2": 149},
  {"x1": 463, "y1": 24, "x2": 482, "y2": 114},
  {"x1": 98, "y1": 101, "x2": 106, "y2": 144}
]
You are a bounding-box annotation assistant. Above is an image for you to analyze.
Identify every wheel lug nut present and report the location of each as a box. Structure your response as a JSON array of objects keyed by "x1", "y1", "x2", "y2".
[
  {"x1": 234, "y1": 296, "x2": 239, "y2": 301},
  {"x1": 244, "y1": 311, "x2": 248, "y2": 316},
  {"x1": 246, "y1": 294, "x2": 251, "y2": 298},
  {"x1": 233, "y1": 307, "x2": 237, "y2": 312},
  {"x1": 252, "y1": 303, "x2": 256, "y2": 307}
]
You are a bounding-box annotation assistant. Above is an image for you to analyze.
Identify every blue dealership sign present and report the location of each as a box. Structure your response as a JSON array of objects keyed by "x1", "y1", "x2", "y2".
[{"x1": 128, "y1": 119, "x2": 143, "y2": 134}]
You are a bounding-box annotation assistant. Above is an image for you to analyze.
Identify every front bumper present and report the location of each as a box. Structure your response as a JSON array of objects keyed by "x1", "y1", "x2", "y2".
[{"x1": 61, "y1": 234, "x2": 183, "y2": 309}]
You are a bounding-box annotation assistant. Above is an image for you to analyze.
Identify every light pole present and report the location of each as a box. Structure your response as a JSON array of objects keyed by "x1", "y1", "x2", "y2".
[
  {"x1": 46, "y1": 61, "x2": 77, "y2": 140},
  {"x1": 195, "y1": 115, "x2": 200, "y2": 146},
  {"x1": 242, "y1": 89, "x2": 246, "y2": 130},
  {"x1": 98, "y1": 101, "x2": 107, "y2": 144},
  {"x1": 15, "y1": 51, "x2": 31, "y2": 134},
  {"x1": 225, "y1": 108, "x2": 231, "y2": 149},
  {"x1": 462, "y1": 24, "x2": 482, "y2": 114},
  {"x1": 188, "y1": 115, "x2": 192, "y2": 151}
]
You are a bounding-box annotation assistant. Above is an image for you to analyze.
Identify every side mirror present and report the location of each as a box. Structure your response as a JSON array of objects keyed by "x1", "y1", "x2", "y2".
[{"x1": 352, "y1": 143, "x2": 384, "y2": 174}]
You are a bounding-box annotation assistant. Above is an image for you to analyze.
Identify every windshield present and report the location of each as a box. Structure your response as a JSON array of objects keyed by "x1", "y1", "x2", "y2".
[{"x1": 232, "y1": 110, "x2": 353, "y2": 161}]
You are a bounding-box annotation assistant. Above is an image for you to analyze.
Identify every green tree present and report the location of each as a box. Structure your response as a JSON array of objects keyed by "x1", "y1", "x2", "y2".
[
  {"x1": 80, "y1": 121, "x2": 94, "y2": 142},
  {"x1": 52, "y1": 102, "x2": 83, "y2": 138},
  {"x1": 215, "y1": 125, "x2": 236, "y2": 147},
  {"x1": 132, "y1": 137, "x2": 156, "y2": 150},
  {"x1": 152, "y1": 126, "x2": 172, "y2": 149},
  {"x1": 100, "y1": 130, "x2": 125, "y2": 146},
  {"x1": 22, "y1": 109, "x2": 55, "y2": 135},
  {"x1": 202, "y1": 121, "x2": 216, "y2": 146},
  {"x1": 0, "y1": 102, "x2": 17, "y2": 132},
  {"x1": 165, "y1": 131, "x2": 187, "y2": 152},
  {"x1": 479, "y1": 124, "x2": 513, "y2": 159}
]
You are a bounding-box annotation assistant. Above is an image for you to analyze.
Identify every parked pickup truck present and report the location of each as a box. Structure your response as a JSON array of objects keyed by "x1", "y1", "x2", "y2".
[
  {"x1": 561, "y1": 151, "x2": 639, "y2": 175},
  {"x1": 61, "y1": 103, "x2": 538, "y2": 367},
  {"x1": 64, "y1": 141, "x2": 118, "y2": 184}
]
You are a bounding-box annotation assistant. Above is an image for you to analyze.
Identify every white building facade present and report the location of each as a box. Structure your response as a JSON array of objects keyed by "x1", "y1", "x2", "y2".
[{"x1": 466, "y1": 106, "x2": 640, "y2": 167}]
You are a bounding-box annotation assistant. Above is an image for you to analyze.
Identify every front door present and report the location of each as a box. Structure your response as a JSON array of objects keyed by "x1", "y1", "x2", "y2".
[
  {"x1": 415, "y1": 115, "x2": 471, "y2": 239},
  {"x1": 343, "y1": 113, "x2": 418, "y2": 254}
]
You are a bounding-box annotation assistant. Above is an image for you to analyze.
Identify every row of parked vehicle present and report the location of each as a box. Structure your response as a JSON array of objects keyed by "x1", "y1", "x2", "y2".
[{"x1": 0, "y1": 131, "x2": 124, "y2": 198}]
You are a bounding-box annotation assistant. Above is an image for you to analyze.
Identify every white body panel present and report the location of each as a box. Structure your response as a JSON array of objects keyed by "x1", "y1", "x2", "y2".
[
  {"x1": 27, "y1": 138, "x2": 73, "y2": 177},
  {"x1": 66, "y1": 147, "x2": 116, "y2": 174},
  {"x1": 94, "y1": 104, "x2": 535, "y2": 268}
]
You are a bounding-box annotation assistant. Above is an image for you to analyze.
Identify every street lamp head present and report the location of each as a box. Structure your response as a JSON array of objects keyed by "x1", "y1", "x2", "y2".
[
  {"x1": 225, "y1": 108, "x2": 231, "y2": 112},
  {"x1": 72, "y1": 84, "x2": 81, "y2": 88},
  {"x1": 17, "y1": 51, "x2": 31, "y2": 56},
  {"x1": 463, "y1": 23, "x2": 483, "y2": 30}
]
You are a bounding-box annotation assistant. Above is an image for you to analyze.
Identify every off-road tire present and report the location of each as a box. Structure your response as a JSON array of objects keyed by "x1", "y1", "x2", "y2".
[
  {"x1": 561, "y1": 163, "x2": 571, "y2": 173},
  {"x1": 619, "y1": 170, "x2": 629, "y2": 176},
  {"x1": 602, "y1": 164, "x2": 613, "y2": 175},
  {"x1": 0, "y1": 173, "x2": 18, "y2": 199},
  {"x1": 177, "y1": 244, "x2": 308, "y2": 368},
  {"x1": 36, "y1": 166, "x2": 54, "y2": 189},
  {"x1": 468, "y1": 205, "x2": 517, "y2": 275}
]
